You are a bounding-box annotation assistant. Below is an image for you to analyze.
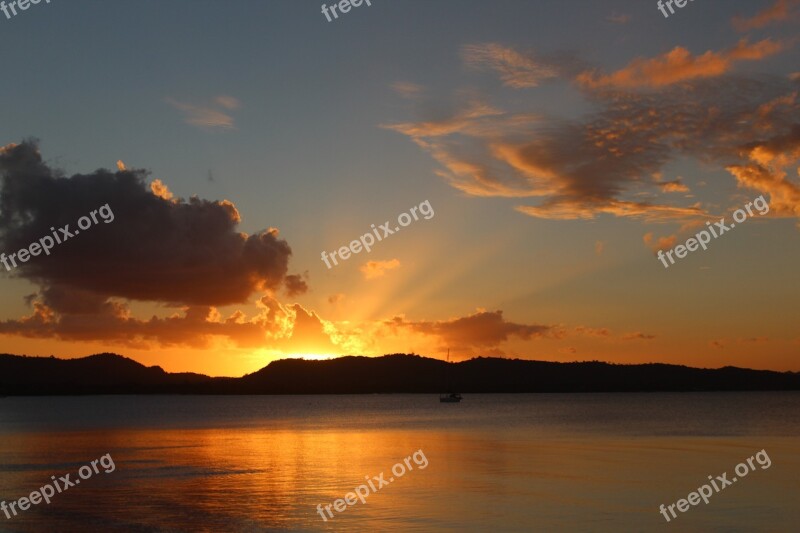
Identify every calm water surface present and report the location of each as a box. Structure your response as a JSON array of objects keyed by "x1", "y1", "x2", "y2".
[{"x1": 0, "y1": 393, "x2": 799, "y2": 532}]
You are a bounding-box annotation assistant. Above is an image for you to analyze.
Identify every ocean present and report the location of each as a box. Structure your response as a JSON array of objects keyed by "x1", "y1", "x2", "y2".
[{"x1": 0, "y1": 393, "x2": 798, "y2": 532}]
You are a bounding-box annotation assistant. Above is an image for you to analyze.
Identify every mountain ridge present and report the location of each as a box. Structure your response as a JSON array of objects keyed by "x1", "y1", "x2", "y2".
[{"x1": 0, "y1": 352, "x2": 798, "y2": 395}]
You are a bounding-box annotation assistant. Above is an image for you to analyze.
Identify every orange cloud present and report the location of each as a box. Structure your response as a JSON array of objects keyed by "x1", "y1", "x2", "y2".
[
  {"x1": 659, "y1": 179, "x2": 690, "y2": 193},
  {"x1": 577, "y1": 39, "x2": 784, "y2": 89},
  {"x1": 0, "y1": 287, "x2": 342, "y2": 354},
  {"x1": 383, "y1": 99, "x2": 518, "y2": 139},
  {"x1": 726, "y1": 125, "x2": 800, "y2": 219},
  {"x1": 150, "y1": 178, "x2": 175, "y2": 201},
  {"x1": 575, "y1": 326, "x2": 611, "y2": 337},
  {"x1": 517, "y1": 200, "x2": 705, "y2": 222},
  {"x1": 732, "y1": 0, "x2": 798, "y2": 32},
  {"x1": 388, "y1": 41, "x2": 799, "y2": 225},
  {"x1": 643, "y1": 232, "x2": 678, "y2": 252},
  {"x1": 360, "y1": 259, "x2": 401, "y2": 280}
]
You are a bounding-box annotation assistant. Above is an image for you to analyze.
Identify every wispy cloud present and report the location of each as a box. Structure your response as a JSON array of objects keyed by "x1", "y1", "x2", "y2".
[
  {"x1": 215, "y1": 95, "x2": 240, "y2": 110},
  {"x1": 575, "y1": 326, "x2": 611, "y2": 337},
  {"x1": 732, "y1": 0, "x2": 799, "y2": 32},
  {"x1": 739, "y1": 336, "x2": 770, "y2": 343},
  {"x1": 577, "y1": 39, "x2": 785, "y2": 89},
  {"x1": 462, "y1": 43, "x2": 558, "y2": 88},
  {"x1": 391, "y1": 81, "x2": 425, "y2": 99},
  {"x1": 595, "y1": 241, "x2": 605, "y2": 255},
  {"x1": 643, "y1": 232, "x2": 678, "y2": 252},
  {"x1": 166, "y1": 95, "x2": 240, "y2": 131},
  {"x1": 360, "y1": 259, "x2": 401, "y2": 280},
  {"x1": 621, "y1": 332, "x2": 656, "y2": 341},
  {"x1": 607, "y1": 13, "x2": 631, "y2": 25}
]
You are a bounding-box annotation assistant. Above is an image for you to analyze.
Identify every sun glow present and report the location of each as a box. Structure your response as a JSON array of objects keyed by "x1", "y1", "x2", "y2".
[{"x1": 291, "y1": 354, "x2": 337, "y2": 361}]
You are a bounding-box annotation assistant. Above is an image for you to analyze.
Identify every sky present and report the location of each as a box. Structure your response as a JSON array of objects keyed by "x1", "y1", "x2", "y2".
[{"x1": 0, "y1": 0, "x2": 798, "y2": 376}]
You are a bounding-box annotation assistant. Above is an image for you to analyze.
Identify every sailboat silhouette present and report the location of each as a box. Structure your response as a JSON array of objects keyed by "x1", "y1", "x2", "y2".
[{"x1": 439, "y1": 349, "x2": 462, "y2": 403}]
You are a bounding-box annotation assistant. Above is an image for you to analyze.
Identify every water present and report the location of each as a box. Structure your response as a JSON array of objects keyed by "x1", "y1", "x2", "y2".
[{"x1": 0, "y1": 393, "x2": 798, "y2": 532}]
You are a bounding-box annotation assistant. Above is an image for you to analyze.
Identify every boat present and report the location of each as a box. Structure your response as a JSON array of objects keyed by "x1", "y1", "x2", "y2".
[
  {"x1": 439, "y1": 392, "x2": 462, "y2": 403},
  {"x1": 439, "y1": 349, "x2": 462, "y2": 403}
]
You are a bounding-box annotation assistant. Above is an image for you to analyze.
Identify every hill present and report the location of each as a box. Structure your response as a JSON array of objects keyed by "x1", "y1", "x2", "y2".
[{"x1": 0, "y1": 353, "x2": 798, "y2": 395}]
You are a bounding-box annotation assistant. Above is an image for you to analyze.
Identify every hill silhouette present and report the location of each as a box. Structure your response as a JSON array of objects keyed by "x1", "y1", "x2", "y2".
[{"x1": 0, "y1": 353, "x2": 798, "y2": 395}]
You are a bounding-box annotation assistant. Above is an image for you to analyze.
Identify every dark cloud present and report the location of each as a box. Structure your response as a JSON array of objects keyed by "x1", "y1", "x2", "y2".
[
  {"x1": 0, "y1": 141, "x2": 306, "y2": 307},
  {"x1": 385, "y1": 310, "x2": 563, "y2": 350},
  {"x1": 621, "y1": 332, "x2": 656, "y2": 341},
  {"x1": 0, "y1": 141, "x2": 317, "y2": 349},
  {"x1": 284, "y1": 273, "x2": 309, "y2": 297}
]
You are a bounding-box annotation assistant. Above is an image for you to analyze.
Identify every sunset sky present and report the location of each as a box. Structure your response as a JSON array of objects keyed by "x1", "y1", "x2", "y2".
[{"x1": 1, "y1": 0, "x2": 799, "y2": 376}]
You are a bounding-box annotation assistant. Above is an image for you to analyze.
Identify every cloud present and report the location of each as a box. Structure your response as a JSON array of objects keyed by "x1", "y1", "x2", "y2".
[
  {"x1": 215, "y1": 95, "x2": 240, "y2": 110},
  {"x1": 280, "y1": 304, "x2": 340, "y2": 354},
  {"x1": 725, "y1": 124, "x2": 800, "y2": 219},
  {"x1": 165, "y1": 96, "x2": 239, "y2": 131},
  {"x1": 595, "y1": 241, "x2": 605, "y2": 255},
  {"x1": 360, "y1": 259, "x2": 401, "y2": 280},
  {"x1": 621, "y1": 332, "x2": 656, "y2": 341},
  {"x1": 391, "y1": 81, "x2": 425, "y2": 98},
  {"x1": 284, "y1": 273, "x2": 309, "y2": 297},
  {"x1": 387, "y1": 37, "x2": 800, "y2": 224},
  {"x1": 659, "y1": 179, "x2": 690, "y2": 193},
  {"x1": 574, "y1": 326, "x2": 611, "y2": 337},
  {"x1": 574, "y1": 326, "x2": 655, "y2": 341},
  {"x1": 643, "y1": 232, "x2": 678, "y2": 252},
  {"x1": 462, "y1": 43, "x2": 558, "y2": 88},
  {"x1": 385, "y1": 309, "x2": 563, "y2": 350},
  {"x1": 607, "y1": 13, "x2": 631, "y2": 25},
  {"x1": 328, "y1": 293, "x2": 345, "y2": 305},
  {"x1": 516, "y1": 200, "x2": 706, "y2": 222},
  {"x1": 0, "y1": 288, "x2": 325, "y2": 351},
  {"x1": 150, "y1": 178, "x2": 175, "y2": 201},
  {"x1": 732, "y1": 0, "x2": 799, "y2": 32},
  {"x1": 577, "y1": 39, "x2": 785, "y2": 90},
  {"x1": 738, "y1": 336, "x2": 770, "y2": 343},
  {"x1": 710, "y1": 340, "x2": 725, "y2": 349},
  {"x1": 0, "y1": 141, "x2": 304, "y2": 308},
  {"x1": 0, "y1": 143, "x2": 597, "y2": 356},
  {"x1": 383, "y1": 98, "x2": 517, "y2": 139}
]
